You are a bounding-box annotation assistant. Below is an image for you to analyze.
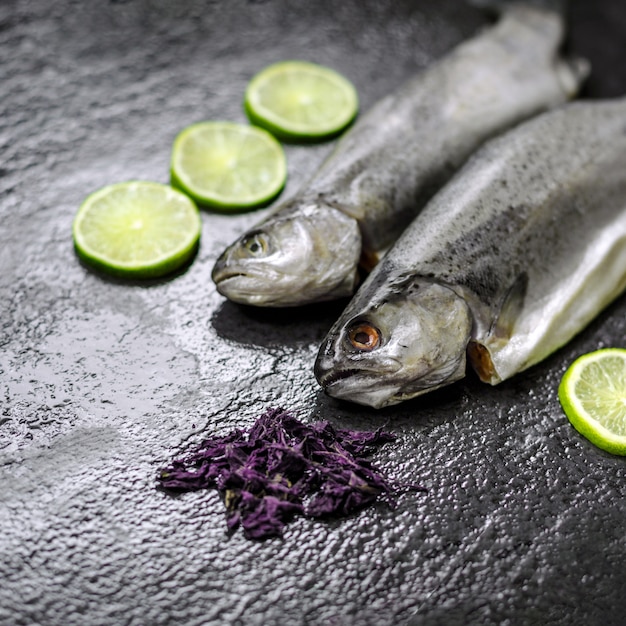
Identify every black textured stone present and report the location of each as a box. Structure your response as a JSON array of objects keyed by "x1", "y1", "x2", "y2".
[{"x1": 1, "y1": 1, "x2": 625, "y2": 625}]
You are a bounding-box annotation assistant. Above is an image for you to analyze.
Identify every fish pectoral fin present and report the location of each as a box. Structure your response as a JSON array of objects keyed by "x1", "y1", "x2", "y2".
[
  {"x1": 467, "y1": 340, "x2": 501, "y2": 385},
  {"x1": 489, "y1": 272, "x2": 528, "y2": 340},
  {"x1": 359, "y1": 247, "x2": 382, "y2": 273},
  {"x1": 469, "y1": 273, "x2": 528, "y2": 385}
]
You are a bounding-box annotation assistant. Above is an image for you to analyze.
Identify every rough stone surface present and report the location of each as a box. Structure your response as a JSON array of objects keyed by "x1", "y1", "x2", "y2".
[{"x1": 1, "y1": 1, "x2": 625, "y2": 625}]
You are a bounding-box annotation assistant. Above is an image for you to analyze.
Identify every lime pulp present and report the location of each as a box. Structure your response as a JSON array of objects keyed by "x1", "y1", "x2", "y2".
[
  {"x1": 244, "y1": 60, "x2": 358, "y2": 142},
  {"x1": 73, "y1": 181, "x2": 201, "y2": 279},
  {"x1": 170, "y1": 121, "x2": 287, "y2": 211},
  {"x1": 558, "y1": 348, "x2": 626, "y2": 455}
]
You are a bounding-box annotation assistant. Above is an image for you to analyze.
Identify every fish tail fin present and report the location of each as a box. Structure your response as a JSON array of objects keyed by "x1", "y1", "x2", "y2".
[
  {"x1": 467, "y1": 0, "x2": 567, "y2": 17},
  {"x1": 469, "y1": 0, "x2": 589, "y2": 97}
]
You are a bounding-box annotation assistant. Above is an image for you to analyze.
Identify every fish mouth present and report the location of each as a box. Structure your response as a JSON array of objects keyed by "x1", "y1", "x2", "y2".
[
  {"x1": 213, "y1": 269, "x2": 306, "y2": 307},
  {"x1": 211, "y1": 263, "x2": 249, "y2": 283},
  {"x1": 318, "y1": 368, "x2": 405, "y2": 409},
  {"x1": 317, "y1": 367, "x2": 387, "y2": 395},
  {"x1": 315, "y1": 353, "x2": 403, "y2": 390},
  {"x1": 314, "y1": 355, "x2": 413, "y2": 408},
  {"x1": 212, "y1": 266, "x2": 279, "y2": 294},
  {"x1": 213, "y1": 271, "x2": 246, "y2": 285},
  {"x1": 317, "y1": 368, "x2": 361, "y2": 388},
  {"x1": 212, "y1": 273, "x2": 254, "y2": 298},
  {"x1": 212, "y1": 262, "x2": 283, "y2": 286}
]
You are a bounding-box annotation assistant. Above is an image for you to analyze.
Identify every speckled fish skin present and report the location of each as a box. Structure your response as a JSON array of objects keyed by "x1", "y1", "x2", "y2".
[
  {"x1": 211, "y1": 3, "x2": 586, "y2": 307},
  {"x1": 315, "y1": 98, "x2": 626, "y2": 408}
]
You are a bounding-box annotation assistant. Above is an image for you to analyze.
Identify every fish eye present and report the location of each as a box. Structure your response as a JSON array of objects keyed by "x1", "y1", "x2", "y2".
[
  {"x1": 347, "y1": 322, "x2": 381, "y2": 351},
  {"x1": 241, "y1": 232, "x2": 269, "y2": 257}
]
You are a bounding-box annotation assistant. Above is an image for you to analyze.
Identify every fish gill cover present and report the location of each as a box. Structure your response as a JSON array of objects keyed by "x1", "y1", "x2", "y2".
[{"x1": 158, "y1": 407, "x2": 424, "y2": 540}]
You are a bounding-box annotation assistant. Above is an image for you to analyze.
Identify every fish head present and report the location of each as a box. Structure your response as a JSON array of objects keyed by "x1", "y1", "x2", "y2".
[
  {"x1": 211, "y1": 202, "x2": 362, "y2": 307},
  {"x1": 314, "y1": 279, "x2": 473, "y2": 408}
]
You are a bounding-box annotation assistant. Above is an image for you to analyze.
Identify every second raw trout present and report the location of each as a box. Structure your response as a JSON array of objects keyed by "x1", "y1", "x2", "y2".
[{"x1": 315, "y1": 98, "x2": 626, "y2": 408}]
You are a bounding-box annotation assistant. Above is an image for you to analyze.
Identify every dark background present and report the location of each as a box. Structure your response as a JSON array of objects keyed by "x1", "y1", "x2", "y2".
[{"x1": 1, "y1": 1, "x2": 625, "y2": 625}]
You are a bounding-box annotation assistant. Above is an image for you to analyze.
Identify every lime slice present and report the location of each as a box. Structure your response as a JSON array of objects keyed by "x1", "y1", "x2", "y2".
[
  {"x1": 244, "y1": 60, "x2": 359, "y2": 142},
  {"x1": 558, "y1": 348, "x2": 626, "y2": 455},
  {"x1": 170, "y1": 121, "x2": 286, "y2": 211},
  {"x1": 73, "y1": 181, "x2": 201, "y2": 279}
]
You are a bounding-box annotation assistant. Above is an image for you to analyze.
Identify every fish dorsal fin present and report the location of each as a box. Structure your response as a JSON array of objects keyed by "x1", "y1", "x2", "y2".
[{"x1": 490, "y1": 272, "x2": 528, "y2": 340}]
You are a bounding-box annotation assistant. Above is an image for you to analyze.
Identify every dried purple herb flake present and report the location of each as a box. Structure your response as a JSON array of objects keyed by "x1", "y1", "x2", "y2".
[{"x1": 158, "y1": 407, "x2": 422, "y2": 540}]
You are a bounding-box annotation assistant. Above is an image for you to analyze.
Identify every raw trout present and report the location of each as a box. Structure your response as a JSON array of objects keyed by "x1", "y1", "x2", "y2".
[
  {"x1": 315, "y1": 98, "x2": 626, "y2": 408},
  {"x1": 211, "y1": 3, "x2": 586, "y2": 307}
]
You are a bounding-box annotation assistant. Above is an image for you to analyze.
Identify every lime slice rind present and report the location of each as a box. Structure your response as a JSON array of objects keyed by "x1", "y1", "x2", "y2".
[
  {"x1": 170, "y1": 121, "x2": 287, "y2": 211},
  {"x1": 73, "y1": 181, "x2": 201, "y2": 280},
  {"x1": 244, "y1": 60, "x2": 359, "y2": 142},
  {"x1": 558, "y1": 348, "x2": 626, "y2": 456}
]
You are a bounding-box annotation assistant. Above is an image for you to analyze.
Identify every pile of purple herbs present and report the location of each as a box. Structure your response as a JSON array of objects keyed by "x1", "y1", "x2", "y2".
[{"x1": 158, "y1": 407, "x2": 423, "y2": 540}]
